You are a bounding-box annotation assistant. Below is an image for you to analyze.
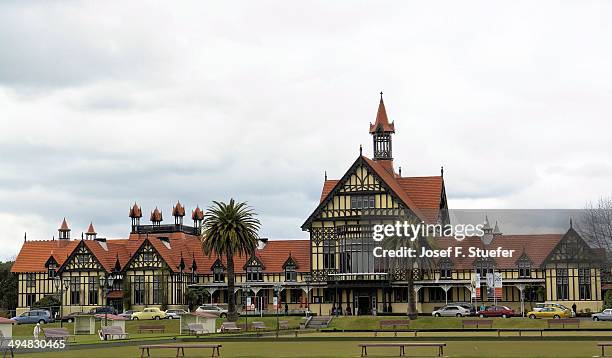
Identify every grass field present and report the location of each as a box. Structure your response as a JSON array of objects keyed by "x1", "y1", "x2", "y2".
[
  {"x1": 9, "y1": 316, "x2": 612, "y2": 357},
  {"x1": 14, "y1": 339, "x2": 607, "y2": 357},
  {"x1": 327, "y1": 315, "x2": 612, "y2": 330}
]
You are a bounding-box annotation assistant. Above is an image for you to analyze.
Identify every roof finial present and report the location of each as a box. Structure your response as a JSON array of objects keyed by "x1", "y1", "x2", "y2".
[
  {"x1": 398, "y1": 166, "x2": 402, "y2": 177},
  {"x1": 324, "y1": 170, "x2": 327, "y2": 181},
  {"x1": 359, "y1": 144, "x2": 363, "y2": 156},
  {"x1": 380, "y1": 91, "x2": 383, "y2": 100},
  {"x1": 441, "y1": 166, "x2": 444, "y2": 177},
  {"x1": 24, "y1": 232, "x2": 27, "y2": 242},
  {"x1": 570, "y1": 217, "x2": 573, "y2": 229}
]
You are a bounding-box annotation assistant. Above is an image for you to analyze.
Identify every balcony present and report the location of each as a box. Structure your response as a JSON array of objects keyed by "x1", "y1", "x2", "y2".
[{"x1": 133, "y1": 224, "x2": 200, "y2": 236}]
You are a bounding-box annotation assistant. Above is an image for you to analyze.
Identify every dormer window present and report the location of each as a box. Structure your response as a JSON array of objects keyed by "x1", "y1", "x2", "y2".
[
  {"x1": 246, "y1": 266, "x2": 263, "y2": 282},
  {"x1": 475, "y1": 258, "x2": 494, "y2": 277},
  {"x1": 285, "y1": 264, "x2": 297, "y2": 282},
  {"x1": 439, "y1": 258, "x2": 453, "y2": 279},
  {"x1": 213, "y1": 261, "x2": 225, "y2": 282},
  {"x1": 517, "y1": 254, "x2": 532, "y2": 278}
]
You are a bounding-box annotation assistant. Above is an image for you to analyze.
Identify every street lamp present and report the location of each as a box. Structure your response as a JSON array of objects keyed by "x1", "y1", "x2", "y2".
[
  {"x1": 53, "y1": 277, "x2": 70, "y2": 328},
  {"x1": 274, "y1": 283, "x2": 282, "y2": 337},
  {"x1": 100, "y1": 272, "x2": 120, "y2": 327},
  {"x1": 303, "y1": 274, "x2": 312, "y2": 318},
  {"x1": 243, "y1": 284, "x2": 251, "y2": 332}
]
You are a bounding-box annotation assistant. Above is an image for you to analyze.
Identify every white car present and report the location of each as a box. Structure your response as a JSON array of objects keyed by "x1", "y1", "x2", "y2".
[
  {"x1": 432, "y1": 305, "x2": 471, "y2": 317},
  {"x1": 165, "y1": 309, "x2": 188, "y2": 319},
  {"x1": 196, "y1": 305, "x2": 228, "y2": 318},
  {"x1": 592, "y1": 309, "x2": 612, "y2": 321}
]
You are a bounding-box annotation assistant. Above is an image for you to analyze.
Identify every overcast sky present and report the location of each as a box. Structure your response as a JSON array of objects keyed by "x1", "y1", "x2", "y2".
[{"x1": 1, "y1": 1, "x2": 611, "y2": 260}]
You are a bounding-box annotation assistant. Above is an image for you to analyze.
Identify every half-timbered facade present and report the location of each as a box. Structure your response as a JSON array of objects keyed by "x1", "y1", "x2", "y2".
[
  {"x1": 11, "y1": 95, "x2": 607, "y2": 317},
  {"x1": 299, "y1": 94, "x2": 606, "y2": 316}
]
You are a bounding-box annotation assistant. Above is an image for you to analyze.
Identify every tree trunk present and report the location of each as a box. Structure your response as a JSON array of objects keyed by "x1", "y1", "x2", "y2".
[
  {"x1": 407, "y1": 271, "x2": 418, "y2": 320},
  {"x1": 226, "y1": 250, "x2": 238, "y2": 321}
]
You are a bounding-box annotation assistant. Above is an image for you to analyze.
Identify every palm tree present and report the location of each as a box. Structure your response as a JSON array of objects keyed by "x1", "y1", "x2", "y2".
[
  {"x1": 200, "y1": 199, "x2": 261, "y2": 321},
  {"x1": 383, "y1": 216, "x2": 435, "y2": 320}
]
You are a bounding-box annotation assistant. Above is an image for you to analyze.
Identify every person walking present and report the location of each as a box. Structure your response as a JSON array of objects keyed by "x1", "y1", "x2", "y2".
[{"x1": 33, "y1": 323, "x2": 41, "y2": 340}]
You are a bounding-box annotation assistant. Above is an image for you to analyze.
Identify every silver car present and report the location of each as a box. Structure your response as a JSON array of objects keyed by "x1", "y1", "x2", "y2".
[
  {"x1": 432, "y1": 305, "x2": 470, "y2": 317},
  {"x1": 196, "y1": 305, "x2": 228, "y2": 318},
  {"x1": 592, "y1": 309, "x2": 612, "y2": 321}
]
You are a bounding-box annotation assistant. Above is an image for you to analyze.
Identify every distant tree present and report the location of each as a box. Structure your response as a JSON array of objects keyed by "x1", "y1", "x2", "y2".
[
  {"x1": 605, "y1": 291, "x2": 612, "y2": 309},
  {"x1": 185, "y1": 288, "x2": 199, "y2": 311},
  {"x1": 32, "y1": 295, "x2": 60, "y2": 309},
  {"x1": 200, "y1": 199, "x2": 260, "y2": 321},
  {"x1": 577, "y1": 197, "x2": 612, "y2": 251},
  {"x1": 0, "y1": 261, "x2": 18, "y2": 312}
]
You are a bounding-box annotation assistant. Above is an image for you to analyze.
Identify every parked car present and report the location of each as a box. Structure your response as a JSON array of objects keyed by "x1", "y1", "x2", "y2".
[
  {"x1": 432, "y1": 305, "x2": 470, "y2": 317},
  {"x1": 527, "y1": 306, "x2": 571, "y2": 319},
  {"x1": 119, "y1": 310, "x2": 138, "y2": 320},
  {"x1": 88, "y1": 306, "x2": 117, "y2": 315},
  {"x1": 58, "y1": 311, "x2": 81, "y2": 323},
  {"x1": 449, "y1": 302, "x2": 476, "y2": 316},
  {"x1": 11, "y1": 310, "x2": 54, "y2": 324},
  {"x1": 477, "y1": 305, "x2": 515, "y2": 318},
  {"x1": 165, "y1": 309, "x2": 188, "y2": 319},
  {"x1": 592, "y1": 309, "x2": 612, "y2": 321},
  {"x1": 533, "y1": 302, "x2": 572, "y2": 313},
  {"x1": 196, "y1": 305, "x2": 228, "y2": 318},
  {"x1": 131, "y1": 307, "x2": 167, "y2": 320}
]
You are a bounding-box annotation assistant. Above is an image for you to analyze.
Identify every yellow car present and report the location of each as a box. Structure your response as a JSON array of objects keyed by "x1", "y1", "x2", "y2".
[
  {"x1": 131, "y1": 307, "x2": 167, "y2": 320},
  {"x1": 527, "y1": 307, "x2": 571, "y2": 319}
]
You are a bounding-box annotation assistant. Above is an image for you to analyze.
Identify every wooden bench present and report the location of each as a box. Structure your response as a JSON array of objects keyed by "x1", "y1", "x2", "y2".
[
  {"x1": 279, "y1": 320, "x2": 290, "y2": 330},
  {"x1": 496, "y1": 328, "x2": 544, "y2": 338},
  {"x1": 376, "y1": 320, "x2": 415, "y2": 337},
  {"x1": 187, "y1": 323, "x2": 208, "y2": 336},
  {"x1": 358, "y1": 342, "x2": 446, "y2": 357},
  {"x1": 138, "y1": 324, "x2": 165, "y2": 333},
  {"x1": 547, "y1": 318, "x2": 580, "y2": 328},
  {"x1": 220, "y1": 321, "x2": 242, "y2": 333},
  {"x1": 596, "y1": 342, "x2": 612, "y2": 357},
  {"x1": 43, "y1": 328, "x2": 76, "y2": 343},
  {"x1": 99, "y1": 326, "x2": 129, "y2": 341},
  {"x1": 139, "y1": 344, "x2": 222, "y2": 358},
  {"x1": 462, "y1": 320, "x2": 493, "y2": 328}
]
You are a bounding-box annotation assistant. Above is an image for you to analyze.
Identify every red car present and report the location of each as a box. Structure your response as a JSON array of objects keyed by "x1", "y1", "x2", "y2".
[{"x1": 477, "y1": 305, "x2": 514, "y2": 318}]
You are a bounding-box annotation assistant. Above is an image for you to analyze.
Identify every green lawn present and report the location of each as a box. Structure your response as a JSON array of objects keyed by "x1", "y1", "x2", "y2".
[
  {"x1": 14, "y1": 340, "x2": 607, "y2": 358},
  {"x1": 11, "y1": 315, "x2": 304, "y2": 344},
  {"x1": 328, "y1": 315, "x2": 612, "y2": 330}
]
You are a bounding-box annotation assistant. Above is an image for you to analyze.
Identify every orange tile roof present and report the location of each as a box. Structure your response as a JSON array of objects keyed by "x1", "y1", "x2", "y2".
[
  {"x1": 129, "y1": 203, "x2": 142, "y2": 218},
  {"x1": 59, "y1": 218, "x2": 70, "y2": 231},
  {"x1": 317, "y1": 157, "x2": 443, "y2": 224},
  {"x1": 86, "y1": 222, "x2": 97, "y2": 235},
  {"x1": 434, "y1": 234, "x2": 564, "y2": 269},
  {"x1": 13, "y1": 234, "x2": 310, "y2": 274},
  {"x1": 369, "y1": 95, "x2": 395, "y2": 134},
  {"x1": 11, "y1": 240, "x2": 78, "y2": 273}
]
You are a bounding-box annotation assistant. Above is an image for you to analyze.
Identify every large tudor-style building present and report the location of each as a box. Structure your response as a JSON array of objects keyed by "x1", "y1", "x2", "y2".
[{"x1": 12, "y1": 95, "x2": 608, "y2": 317}]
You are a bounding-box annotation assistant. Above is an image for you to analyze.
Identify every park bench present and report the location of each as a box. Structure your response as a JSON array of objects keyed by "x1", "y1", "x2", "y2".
[
  {"x1": 547, "y1": 318, "x2": 580, "y2": 328},
  {"x1": 220, "y1": 321, "x2": 242, "y2": 333},
  {"x1": 99, "y1": 326, "x2": 129, "y2": 341},
  {"x1": 462, "y1": 319, "x2": 493, "y2": 329},
  {"x1": 139, "y1": 344, "x2": 222, "y2": 358},
  {"x1": 358, "y1": 342, "x2": 446, "y2": 357},
  {"x1": 251, "y1": 321, "x2": 267, "y2": 335},
  {"x1": 137, "y1": 324, "x2": 165, "y2": 334},
  {"x1": 187, "y1": 323, "x2": 208, "y2": 336},
  {"x1": 596, "y1": 342, "x2": 612, "y2": 357},
  {"x1": 496, "y1": 328, "x2": 544, "y2": 338},
  {"x1": 0, "y1": 331, "x2": 14, "y2": 358},
  {"x1": 43, "y1": 328, "x2": 76, "y2": 343},
  {"x1": 375, "y1": 320, "x2": 416, "y2": 337},
  {"x1": 279, "y1": 320, "x2": 290, "y2": 330}
]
